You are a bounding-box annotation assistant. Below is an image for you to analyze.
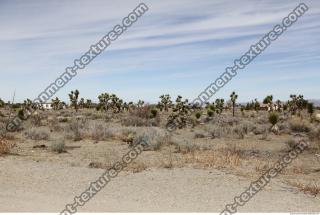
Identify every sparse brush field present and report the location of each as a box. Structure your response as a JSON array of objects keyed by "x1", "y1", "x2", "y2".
[{"x1": 0, "y1": 96, "x2": 320, "y2": 212}]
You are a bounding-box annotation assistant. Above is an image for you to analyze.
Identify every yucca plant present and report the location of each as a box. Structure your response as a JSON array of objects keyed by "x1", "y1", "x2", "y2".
[
  {"x1": 51, "y1": 97, "x2": 61, "y2": 110},
  {"x1": 215, "y1": 98, "x2": 224, "y2": 114},
  {"x1": 230, "y1": 91, "x2": 238, "y2": 117},
  {"x1": 268, "y1": 112, "x2": 279, "y2": 126},
  {"x1": 68, "y1": 90, "x2": 79, "y2": 112},
  {"x1": 97, "y1": 93, "x2": 110, "y2": 111},
  {"x1": 159, "y1": 94, "x2": 172, "y2": 112}
]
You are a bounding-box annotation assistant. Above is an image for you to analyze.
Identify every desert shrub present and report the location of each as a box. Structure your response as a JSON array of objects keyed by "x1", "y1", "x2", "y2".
[
  {"x1": 25, "y1": 127, "x2": 49, "y2": 140},
  {"x1": 278, "y1": 121, "x2": 290, "y2": 134},
  {"x1": 208, "y1": 125, "x2": 230, "y2": 138},
  {"x1": 0, "y1": 138, "x2": 14, "y2": 155},
  {"x1": 285, "y1": 139, "x2": 298, "y2": 149},
  {"x1": 172, "y1": 139, "x2": 200, "y2": 154},
  {"x1": 66, "y1": 118, "x2": 87, "y2": 141},
  {"x1": 289, "y1": 119, "x2": 310, "y2": 133},
  {"x1": 121, "y1": 116, "x2": 149, "y2": 127},
  {"x1": 268, "y1": 112, "x2": 279, "y2": 126},
  {"x1": 50, "y1": 140, "x2": 66, "y2": 153},
  {"x1": 232, "y1": 126, "x2": 245, "y2": 139},
  {"x1": 84, "y1": 122, "x2": 114, "y2": 141},
  {"x1": 30, "y1": 113, "x2": 43, "y2": 127},
  {"x1": 150, "y1": 109, "x2": 158, "y2": 118},
  {"x1": 132, "y1": 129, "x2": 170, "y2": 151},
  {"x1": 17, "y1": 109, "x2": 24, "y2": 119},
  {"x1": 122, "y1": 115, "x2": 160, "y2": 127},
  {"x1": 58, "y1": 117, "x2": 68, "y2": 123},
  {"x1": 207, "y1": 110, "x2": 214, "y2": 117},
  {"x1": 194, "y1": 131, "x2": 206, "y2": 139},
  {"x1": 309, "y1": 127, "x2": 320, "y2": 148},
  {"x1": 195, "y1": 112, "x2": 201, "y2": 119},
  {"x1": 253, "y1": 125, "x2": 268, "y2": 135}
]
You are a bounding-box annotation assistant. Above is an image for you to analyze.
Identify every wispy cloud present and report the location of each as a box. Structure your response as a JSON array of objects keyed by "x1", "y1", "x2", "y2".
[{"x1": 0, "y1": 0, "x2": 319, "y2": 102}]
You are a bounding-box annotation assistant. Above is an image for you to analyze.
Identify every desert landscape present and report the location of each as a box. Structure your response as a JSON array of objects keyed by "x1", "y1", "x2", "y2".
[
  {"x1": 1, "y1": 0, "x2": 320, "y2": 214},
  {"x1": 0, "y1": 92, "x2": 319, "y2": 212}
]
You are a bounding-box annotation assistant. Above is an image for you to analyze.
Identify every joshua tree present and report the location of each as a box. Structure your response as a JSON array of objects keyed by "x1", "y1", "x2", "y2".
[
  {"x1": 288, "y1": 94, "x2": 307, "y2": 115},
  {"x1": 51, "y1": 97, "x2": 61, "y2": 110},
  {"x1": 263, "y1": 95, "x2": 273, "y2": 104},
  {"x1": 137, "y1": 100, "x2": 144, "y2": 108},
  {"x1": 68, "y1": 90, "x2": 79, "y2": 112},
  {"x1": 85, "y1": 99, "x2": 92, "y2": 109},
  {"x1": 254, "y1": 99, "x2": 260, "y2": 112},
  {"x1": 167, "y1": 95, "x2": 190, "y2": 129},
  {"x1": 215, "y1": 98, "x2": 224, "y2": 114},
  {"x1": 23, "y1": 98, "x2": 38, "y2": 110},
  {"x1": 307, "y1": 102, "x2": 314, "y2": 120},
  {"x1": 158, "y1": 94, "x2": 172, "y2": 112},
  {"x1": 97, "y1": 93, "x2": 110, "y2": 111},
  {"x1": 79, "y1": 98, "x2": 85, "y2": 109},
  {"x1": 230, "y1": 91, "x2": 238, "y2": 117},
  {"x1": 0, "y1": 98, "x2": 5, "y2": 107}
]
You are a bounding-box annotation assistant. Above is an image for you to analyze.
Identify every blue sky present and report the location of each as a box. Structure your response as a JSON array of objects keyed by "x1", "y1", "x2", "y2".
[{"x1": 0, "y1": 0, "x2": 319, "y2": 104}]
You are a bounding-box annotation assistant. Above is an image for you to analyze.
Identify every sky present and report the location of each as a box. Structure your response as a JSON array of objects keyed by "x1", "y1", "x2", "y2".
[{"x1": 0, "y1": 0, "x2": 319, "y2": 104}]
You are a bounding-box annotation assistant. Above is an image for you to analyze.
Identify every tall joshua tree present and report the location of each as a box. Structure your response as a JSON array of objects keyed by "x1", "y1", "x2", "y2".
[
  {"x1": 51, "y1": 97, "x2": 61, "y2": 110},
  {"x1": 215, "y1": 98, "x2": 224, "y2": 114},
  {"x1": 158, "y1": 94, "x2": 172, "y2": 112},
  {"x1": 263, "y1": 95, "x2": 273, "y2": 104},
  {"x1": 230, "y1": 91, "x2": 238, "y2": 117},
  {"x1": 85, "y1": 99, "x2": 92, "y2": 109},
  {"x1": 68, "y1": 90, "x2": 79, "y2": 112},
  {"x1": 98, "y1": 93, "x2": 110, "y2": 111}
]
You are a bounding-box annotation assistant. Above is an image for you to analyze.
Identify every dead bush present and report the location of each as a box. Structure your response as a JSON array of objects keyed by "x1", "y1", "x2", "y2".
[
  {"x1": 171, "y1": 138, "x2": 200, "y2": 154},
  {"x1": 65, "y1": 118, "x2": 87, "y2": 141},
  {"x1": 84, "y1": 122, "x2": 114, "y2": 141},
  {"x1": 182, "y1": 149, "x2": 242, "y2": 168},
  {"x1": 289, "y1": 119, "x2": 310, "y2": 133},
  {"x1": 25, "y1": 127, "x2": 49, "y2": 140},
  {"x1": 288, "y1": 181, "x2": 320, "y2": 197},
  {"x1": 194, "y1": 131, "x2": 206, "y2": 139},
  {"x1": 50, "y1": 140, "x2": 66, "y2": 153},
  {"x1": 132, "y1": 129, "x2": 170, "y2": 151},
  {"x1": 0, "y1": 138, "x2": 14, "y2": 155}
]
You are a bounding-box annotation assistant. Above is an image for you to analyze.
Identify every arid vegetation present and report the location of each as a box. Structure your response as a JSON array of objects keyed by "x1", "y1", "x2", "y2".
[{"x1": 0, "y1": 91, "x2": 319, "y2": 198}]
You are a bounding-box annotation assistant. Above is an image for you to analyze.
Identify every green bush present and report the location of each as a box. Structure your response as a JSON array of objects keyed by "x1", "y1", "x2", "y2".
[
  {"x1": 50, "y1": 140, "x2": 66, "y2": 153},
  {"x1": 207, "y1": 110, "x2": 214, "y2": 117},
  {"x1": 150, "y1": 109, "x2": 158, "y2": 118},
  {"x1": 268, "y1": 112, "x2": 279, "y2": 126},
  {"x1": 195, "y1": 112, "x2": 202, "y2": 119}
]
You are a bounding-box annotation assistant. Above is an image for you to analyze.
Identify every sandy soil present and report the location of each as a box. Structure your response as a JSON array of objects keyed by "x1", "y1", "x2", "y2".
[{"x1": 1, "y1": 158, "x2": 319, "y2": 212}]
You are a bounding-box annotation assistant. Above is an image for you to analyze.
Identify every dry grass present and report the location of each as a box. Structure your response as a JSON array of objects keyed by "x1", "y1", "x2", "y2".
[
  {"x1": 0, "y1": 138, "x2": 14, "y2": 155},
  {"x1": 182, "y1": 149, "x2": 242, "y2": 169},
  {"x1": 82, "y1": 122, "x2": 114, "y2": 142},
  {"x1": 126, "y1": 161, "x2": 148, "y2": 173},
  {"x1": 25, "y1": 127, "x2": 50, "y2": 140},
  {"x1": 289, "y1": 119, "x2": 310, "y2": 133},
  {"x1": 287, "y1": 180, "x2": 320, "y2": 196},
  {"x1": 133, "y1": 129, "x2": 171, "y2": 151}
]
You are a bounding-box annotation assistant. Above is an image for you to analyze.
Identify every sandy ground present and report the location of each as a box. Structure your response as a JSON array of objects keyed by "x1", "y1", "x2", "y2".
[{"x1": 0, "y1": 158, "x2": 319, "y2": 213}]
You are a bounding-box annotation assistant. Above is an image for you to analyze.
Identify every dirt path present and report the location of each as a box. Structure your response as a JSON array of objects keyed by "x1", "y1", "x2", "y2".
[{"x1": 0, "y1": 158, "x2": 319, "y2": 212}]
